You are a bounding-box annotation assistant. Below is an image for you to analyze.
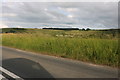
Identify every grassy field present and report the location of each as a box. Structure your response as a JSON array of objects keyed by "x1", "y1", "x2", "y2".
[{"x1": 2, "y1": 28, "x2": 119, "y2": 67}]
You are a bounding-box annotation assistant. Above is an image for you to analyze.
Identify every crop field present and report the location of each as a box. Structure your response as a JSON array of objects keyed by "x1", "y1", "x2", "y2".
[{"x1": 2, "y1": 28, "x2": 119, "y2": 67}]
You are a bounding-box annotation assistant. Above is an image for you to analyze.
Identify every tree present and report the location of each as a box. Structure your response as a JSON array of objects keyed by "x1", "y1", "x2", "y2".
[
  {"x1": 86, "y1": 28, "x2": 91, "y2": 31},
  {"x1": 82, "y1": 28, "x2": 85, "y2": 31}
]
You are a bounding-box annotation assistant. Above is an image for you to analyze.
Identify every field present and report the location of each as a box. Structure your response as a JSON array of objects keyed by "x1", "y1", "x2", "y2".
[{"x1": 1, "y1": 28, "x2": 119, "y2": 67}]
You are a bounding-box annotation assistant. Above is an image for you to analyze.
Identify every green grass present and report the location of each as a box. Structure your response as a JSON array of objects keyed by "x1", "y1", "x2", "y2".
[{"x1": 2, "y1": 28, "x2": 119, "y2": 67}]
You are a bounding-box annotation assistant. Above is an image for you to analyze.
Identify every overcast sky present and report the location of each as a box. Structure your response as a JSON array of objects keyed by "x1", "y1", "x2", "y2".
[{"x1": 0, "y1": 2, "x2": 118, "y2": 29}]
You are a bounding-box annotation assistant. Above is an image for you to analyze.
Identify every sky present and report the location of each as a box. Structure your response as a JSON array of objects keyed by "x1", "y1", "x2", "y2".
[{"x1": 0, "y1": 2, "x2": 119, "y2": 29}]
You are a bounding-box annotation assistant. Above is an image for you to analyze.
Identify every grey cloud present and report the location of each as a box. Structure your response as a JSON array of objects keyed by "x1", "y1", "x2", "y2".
[{"x1": 2, "y1": 2, "x2": 118, "y2": 29}]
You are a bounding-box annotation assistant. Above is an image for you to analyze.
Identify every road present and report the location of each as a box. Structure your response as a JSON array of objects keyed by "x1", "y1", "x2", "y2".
[{"x1": 1, "y1": 46, "x2": 119, "y2": 79}]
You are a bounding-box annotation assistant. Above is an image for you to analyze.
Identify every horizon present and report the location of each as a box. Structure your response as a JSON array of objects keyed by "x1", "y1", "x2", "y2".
[{"x1": 0, "y1": 25, "x2": 119, "y2": 29}]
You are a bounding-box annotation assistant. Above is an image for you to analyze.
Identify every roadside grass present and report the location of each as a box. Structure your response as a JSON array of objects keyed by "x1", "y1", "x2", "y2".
[{"x1": 2, "y1": 29, "x2": 119, "y2": 67}]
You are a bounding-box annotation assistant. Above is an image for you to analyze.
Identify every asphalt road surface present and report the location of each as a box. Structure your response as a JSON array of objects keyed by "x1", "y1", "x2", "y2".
[{"x1": 1, "y1": 46, "x2": 119, "y2": 79}]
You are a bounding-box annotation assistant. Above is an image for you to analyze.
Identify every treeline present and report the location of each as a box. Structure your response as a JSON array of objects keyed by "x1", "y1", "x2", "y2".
[
  {"x1": 42, "y1": 28, "x2": 92, "y2": 31},
  {"x1": 42, "y1": 28, "x2": 79, "y2": 30},
  {"x1": 2, "y1": 28, "x2": 26, "y2": 33},
  {"x1": 97, "y1": 29, "x2": 119, "y2": 32}
]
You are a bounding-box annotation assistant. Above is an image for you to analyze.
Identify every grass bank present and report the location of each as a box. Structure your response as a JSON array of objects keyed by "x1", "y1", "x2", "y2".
[{"x1": 2, "y1": 28, "x2": 119, "y2": 67}]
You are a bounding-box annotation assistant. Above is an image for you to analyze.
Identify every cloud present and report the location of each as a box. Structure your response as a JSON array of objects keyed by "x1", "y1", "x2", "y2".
[
  {"x1": 1, "y1": 2, "x2": 118, "y2": 29},
  {"x1": 0, "y1": 13, "x2": 17, "y2": 17},
  {"x1": 0, "y1": 23, "x2": 9, "y2": 28}
]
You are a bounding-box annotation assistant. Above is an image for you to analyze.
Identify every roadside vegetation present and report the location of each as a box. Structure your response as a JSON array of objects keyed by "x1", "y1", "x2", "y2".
[{"x1": 2, "y1": 28, "x2": 119, "y2": 67}]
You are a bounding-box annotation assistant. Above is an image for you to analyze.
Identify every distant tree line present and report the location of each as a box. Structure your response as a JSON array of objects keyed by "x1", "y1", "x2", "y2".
[
  {"x1": 42, "y1": 28, "x2": 79, "y2": 30},
  {"x1": 42, "y1": 28, "x2": 91, "y2": 31},
  {"x1": 2, "y1": 28, "x2": 26, "y2": 33},
  {"x1": 81, "y1": 28, "x2": 91, "y2": 31}
]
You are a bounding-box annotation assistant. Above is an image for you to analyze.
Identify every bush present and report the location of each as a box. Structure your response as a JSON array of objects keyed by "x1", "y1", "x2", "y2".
[
  {"x1": 82, "y1": 28, "x2": 85, "y2": 31},
  {"x1": 86, "y1": 28, "x2": 91, "y2": 31}
]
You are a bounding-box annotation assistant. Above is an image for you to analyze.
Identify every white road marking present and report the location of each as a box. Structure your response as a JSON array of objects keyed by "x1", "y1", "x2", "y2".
[
  {"x1": 0, "y1": 74, "x2": 7, "y2": 80},
  {"x1": 0, "y1": 66, "x2": 24, "y2": 80}
]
